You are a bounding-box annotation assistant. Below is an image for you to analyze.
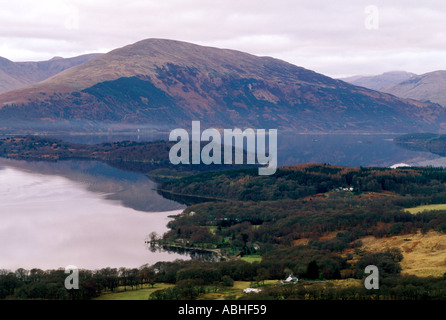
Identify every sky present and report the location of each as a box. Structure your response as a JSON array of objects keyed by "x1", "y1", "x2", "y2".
[{"x1": 0, "y1": 0, "x2": 445, "y2": 78}]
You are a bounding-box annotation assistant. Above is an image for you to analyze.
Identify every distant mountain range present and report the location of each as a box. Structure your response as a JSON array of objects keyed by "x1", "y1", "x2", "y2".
[
  {"x1": 341, "y1": 70, "x2": 446, "y2": 108},
  {"x1": 0, "y1": 54, "x2": 102, "y2": 94},
  {"x1": 0, "y1": 39, "x2": 445, "y2": 133},
  {"x1": 340, "y1": 71, "x2": 417, "y2": 91},
  {"x1": 385, "y1": 71, "x2": 446, "y2": 108}
]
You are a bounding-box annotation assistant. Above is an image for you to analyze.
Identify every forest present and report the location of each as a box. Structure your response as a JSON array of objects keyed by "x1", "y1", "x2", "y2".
[
  {"x1": 149, "y1": 163, "x2": 446, "y2": 299},
  {"x1": 1, "y1": 251, "x2": 445, "y2": 300},
  {"x1": 158, "y1": 164, "x2": 446, "y2": 251}
]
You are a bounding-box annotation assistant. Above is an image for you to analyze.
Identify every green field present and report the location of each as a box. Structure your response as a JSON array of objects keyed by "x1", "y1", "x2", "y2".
[
  {"x1": 405, "y1": 203, "x2": 446, "y2": 214},
  {"x1": 240, "y1": 254, "x2": 262, "y2": 263},
  {"x1": 94, "y1": 280, "x2": 279, "y2": 300},
  {"x1": 94, "y1": 283, "x2": 174, "y2": 300}
]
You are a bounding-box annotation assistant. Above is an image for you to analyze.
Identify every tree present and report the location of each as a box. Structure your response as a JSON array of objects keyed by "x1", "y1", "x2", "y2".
[
  {"x1": 148, "y1": 231, "x2": 159, "y2": 243},
  {"x1": 29, "y1": 268, "x2": 45, "y2": 282},
  {"x1": 333, "y1": 266, "x2": 342, "y2": 279},
  {"x1": 15, "y1": 268, "x2": 29, "y2": 282},
  {"x1": 386, "y1": 248, "x2": 404, "y2": 262},
  {"x1": 0, "y1": 272, "x2": 21, "y2": 299},
  {"x1": 355, "y1": 252, "x2": 402, "y2": 278},
  {"x1": 98, "y1": 267, "x2": 119, "y2": 292},
  {"x1": 175, "y1": 279, "x2": 202, "y2": 300},
  {"x1": 221, "y1": 275, "x2": 234, "y2": 287},
  {"x1": 119, "y1": 267, "x2": 130, "y2": 291},
  {"x1": 306, "y1": 260, "x2": 320, "y2": 280},
  {"x1": 81, "y1": 278, "x2": 101, "y2": 299},
  {"x1": 255, "y1": 268, "x2": 269, "y2": 285},
  {"x1": 128, "y1": 268, "x2": 139, "y2": 290}
]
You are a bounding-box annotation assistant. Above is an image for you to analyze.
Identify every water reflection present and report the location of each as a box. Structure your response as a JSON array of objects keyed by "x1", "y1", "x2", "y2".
[
  {"x1": 22, "y1": 132, "x2": 442, "y2": 167},
  {"x1": 146, "y1": 243, "x2": 221, "y2": 262},
  {"x1": 0, "y1": 158, "x2": 185, "y2": 213},
  {"x1": 0, "y1": 158, "x2": 187, "y2": 271},
  {"x1": 2, "y1": 131, "x2": 441, "y2": 168},
  {"x1": 277, "y1": 133, "x2": 441, "y2": 167}
]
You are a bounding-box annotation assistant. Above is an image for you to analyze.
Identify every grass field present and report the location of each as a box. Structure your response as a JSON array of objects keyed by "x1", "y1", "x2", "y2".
[
  {"x1": 359, "y1": 230, "x2": 446, "y2": 277},
  {"x1": 240, "y1": 254, "x2": 262, "y2": 263},
  {"x1": 198, "y1": 280, "x2": 280, "y2": 300},
  {"x1": 405, "y1": 203, "x2": 446, "y2": 214},
  {"x1": 93, "y1": 283, "x2": 174, "y2": 300}
]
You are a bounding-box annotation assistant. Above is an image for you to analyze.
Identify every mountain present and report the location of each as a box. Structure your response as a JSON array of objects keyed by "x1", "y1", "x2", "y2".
[
  {"x1": 0, "y1": 53, "x2": 103, "y2": 94},
  {"x1": 0, "y1": 39, "x2": 445, "y2": 133},
  {"x1": 342, "y1": 70, "x2": 446, "y2": 109},
  {"x1": 384, "y1": 71, "x2": 446, "y2": 107},
  {"x1": 340, "y1": 71, "x2": 417, "y2": 91}
]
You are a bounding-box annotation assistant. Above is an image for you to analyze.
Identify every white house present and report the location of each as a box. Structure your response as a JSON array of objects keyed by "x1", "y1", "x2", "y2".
[
  {"x1": 243, "y1": 288, "x2": 262, "y2": 293},
  {"x1": 283, "y1": 274, "x2": 298, "y2": 284}
]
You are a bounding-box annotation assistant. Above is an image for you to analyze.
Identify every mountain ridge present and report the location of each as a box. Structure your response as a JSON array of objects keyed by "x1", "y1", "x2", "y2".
[
  {"x1": 341, "y1": 70, "x2": 446, "y2": 108},
  {"x1": 340, "y1": 71, "x2": 417, "y2": 91},
  {"x1": 0, "y1": 53, "x2": 103, "y2": 94},
  {"x1": 384, "y1": 70, "x2": 446, "y2": 107},
  {"x1": 0, "y1": 38, "x2": 445, "y2": 133}
]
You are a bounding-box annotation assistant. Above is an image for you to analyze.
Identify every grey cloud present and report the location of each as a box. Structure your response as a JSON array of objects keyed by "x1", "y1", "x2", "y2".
[{"x1": 0, "y1": 0, "x2": 444, "y2": 78}]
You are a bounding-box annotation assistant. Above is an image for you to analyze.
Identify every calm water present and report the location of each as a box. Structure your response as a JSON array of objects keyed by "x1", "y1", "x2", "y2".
[
  {"x1": 276, "y1": 133, "x2": 443, "y2": 167},
  {"x1": 22, "y1": 131, "x2": 443, "y2": 167},
  {"x1": 0, "y1": 132, "x2": 444, "y2": 271},
  {"x1": 0, "y1": 158, "x2": 186, "y2": 271}
]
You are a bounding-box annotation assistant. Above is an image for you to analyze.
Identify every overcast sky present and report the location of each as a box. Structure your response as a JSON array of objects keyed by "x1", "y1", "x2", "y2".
[{"x1": 0, "y1": 0, "x2": 445, "y2": 78}]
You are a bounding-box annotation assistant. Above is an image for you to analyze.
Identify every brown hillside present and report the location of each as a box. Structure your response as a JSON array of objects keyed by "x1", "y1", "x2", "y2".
[
  {"x1": 359, "y1": 231, "x2": 446, "y2": 277},
  {"x1": 0, "y1": 39, "x2": 445, "y2": 132}
]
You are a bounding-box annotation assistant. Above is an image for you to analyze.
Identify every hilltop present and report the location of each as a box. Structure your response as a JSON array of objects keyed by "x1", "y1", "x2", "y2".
[
  {"x1": 385, "y1": 70, "x2": 446, "y2": 107},
  {"x1": 0, "y1": 39, "x2": 444, "y2": 133}
]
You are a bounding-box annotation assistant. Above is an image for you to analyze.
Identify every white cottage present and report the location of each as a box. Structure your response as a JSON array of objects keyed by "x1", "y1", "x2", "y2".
[{"x1": 284, "y1": 274, "x2": 298, "y2": 284}]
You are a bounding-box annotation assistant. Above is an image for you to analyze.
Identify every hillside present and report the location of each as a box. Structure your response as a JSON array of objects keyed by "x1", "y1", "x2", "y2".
[
  {"x1": 360, "y1": 230, "x2": 446, "y2": 277},
  {"x1": 158, "y1": 162, "x2": 446, "y2": 203},
  {"x1": 0, "y1": 53, "x2": 102, "y2": 94},
  {"x1": 0, "y1": 39, "x2": 444, "y2": 133},
  {"x1": 384, "y1": 70, "x2": 446, "y2": 107},
  {"x1": 343, "y1": 70, "x2": 446, "y2": 108}
]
